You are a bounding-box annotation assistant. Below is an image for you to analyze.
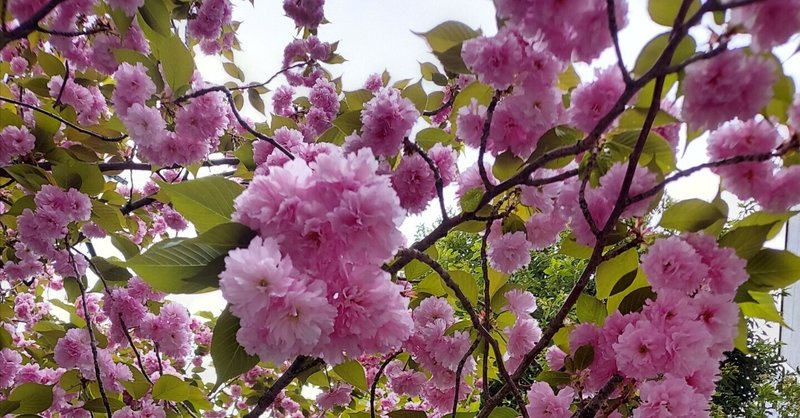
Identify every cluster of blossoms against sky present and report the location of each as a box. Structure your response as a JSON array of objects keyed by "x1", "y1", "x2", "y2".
[{"x1": 1, "y1": 0, "x2": 800, "y2": 417}]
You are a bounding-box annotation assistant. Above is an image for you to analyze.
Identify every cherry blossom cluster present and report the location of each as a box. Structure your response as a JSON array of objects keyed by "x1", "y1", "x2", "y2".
[
  {"x1": 6, "y1": 185, "x2": 92, "y2": 282},
  {"x1": 0, "y1": 125, "x2": 35, "y2": 165},
  {"x1": 224, "y1": 147, "x2": 413, "y2": 364},
  {"x1": 534, "y1": 233, "x2": 748, "y2": 418},
  {"x1": 707, "y1": 118, "x2": 800, "y2": 212},
  {"x1": 115, "y1": 64, "x2": 238, "y2": 166}
]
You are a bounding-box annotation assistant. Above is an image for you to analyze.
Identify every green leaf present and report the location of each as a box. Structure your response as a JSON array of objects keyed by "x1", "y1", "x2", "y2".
[
  {"x1": 739, "y1": 290, "x2": 784, "y2": 325},
  {"x1": 4, "y1": 164, "x2": 52, "y2": 191},
  {"x1": 447, "y1": 270, "x2": 479, "y2": 306},
  {"x1": 648, "y1": 0, "x2": 701, "y2": 26},
  {"x1": 434, "y1": 45, "x2": 471, "y2": 75},
  {"x1": 91, "y1": 201, "x2": 125, "y2": 233},
  {"x1": 333, "y1": 360, "x2": 368, "y2": 392},
  {"x1": 248, "y1": 88, "x2": 266, "y2": 114},
  {"x1": 159, "y1": 177, "x2": 244, "y2": 233},
  {"x1": 449, "y1": 81, "x2": 493, "y2": 131},
  {"x1": 492, "y1": 151, "x2": 524, "y2": 182},
  {"x1": 332, "y1": 110, "x2": 362, "y2": 136},
  {"x1": 83, "y1": 397, "x2": 126, "y2": 412},
  {"x1": 37, "y1": 52, "x2": 65, "y2": 77},
  {"x1": 125, "y1": 223, "x2": 256, "y2": 293},
  {"x1": 606, "y1": 130, "x2": 675, "y2": 173},
  {"x1": 734, "y1": 211, "x2": 796, "y2": 240},
  {"x1": 8, "y1": 383, "x2": 53, "y2": 414},
  {"x1": 158, "y1": 34, "x2": 194, "y2": 93},
  {"x1": 719, "y1": 223, "x2": 777, "y2": 260},
  {"x1": 223, "y1": 62, "x2": 245, "y2": 81},
  {"x1": 595, "y1": 248, "x2": 639, "y2": 299},
  {"x1": 415, "y1": 127, "x2": 455, "y2": 151},
  {"x1": 633, "y1": 32, "x2": 697, "y2": 76},
  {"x1": 0, "y1": 400, "x2": 20, "y2": 415},
  {"x1": 140, "y1": 0, "x2": 172, "y2": 36},
  {"x1": 211, "y1": 307, "x2": 258, "y2": 389},
  {"x1": 52, "y1": 159, "x2": 105, "y2": 195},
  {"x1": 618, "y1": 286, "x2": 656, "y2": 314},
  {"x1": 91, "y1": 256, "x2": 132, "y2": 282},
  {"x1": 414, "y1": 21, "x2": 481, "y2": 54},
  {"x1": 616, "y1": 108, "x2": 680, "y2": 131},
  {"x1": 153, "y1": 375, "x2": 191, "y2": 402},
  {"x1": 459, "y1": 188, "x2": 483, "y2": 213},
  {"x1": 535, "y1": 371, "x2": 571, "y2": 387},
  {"x1": 528, "y1": 126, "x2": 583, "y2": 169},
  {"x1": 734, "y1": 311, "x2": 749, "y2": 353},
  {"x1": 401, "y1": 81, "x2": 427, "y2": 112},
  {"x1": 572, "y1": 345, "x2": 595, "y2": 370},
  {"x1": 746, "y1": 249, "x2": 800, "y2": 291},
  {"x1": 659, "y1": 199, "x2": 725, "y2": 232},
  {"x1": 344, "y1": 89, "x2": 374, "y2": 111},
  {"x1": 576, "y1": 293, "x2": 607, "y2": 325},
  {"x1": 122, "y1": 365, "x2": 151, "y2": 400}
]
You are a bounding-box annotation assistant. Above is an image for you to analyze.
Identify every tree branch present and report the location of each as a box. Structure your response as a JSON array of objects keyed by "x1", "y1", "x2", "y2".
[
  {"x1": 243, "y1": 356, "x2": 323, "y2": 418},
  {"x1": 404, "y1": 137, "x2": 448, "y2": 221},
  {"x1": 478, "y1": 94, "x2": 501, "y2": 191},
  {"x1": 0, "y1": 96, "x2": 128, "y2": 142},
  {"x1": 370, "y1": 351, "x2": 401, "y2": 418},
  {"x1": 606, "y1": 0, "x2": 632, "y2": 85},
  {"x1": 0, "y1": 0, "x2": 67, "y2": 48},
  {"x1": 573, "y1": 375, "x2": 623, "y2": 418},
  {"x1": 452, "y1": 339, "x2": 481, "y2": 417}
]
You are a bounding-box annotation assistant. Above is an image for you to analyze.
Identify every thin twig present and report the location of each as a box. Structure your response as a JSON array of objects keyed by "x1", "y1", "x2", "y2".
[
  {"x1": 478, "y1": 94, "x2": 501, "y2": 191},
  {"x1": 606, "y1": 0, "x2": 632, "y2": 85},
  {"x1": 35, "y1": 24, "x2": 109, "y2": 37},
  {"x1": 0, "y1": 96, "x2": 128, "y2": 142},
  {"x1": 173, "y1": 86, "x2": 294, "y2": 159},
  {"x1": 452, "y1": 339, "x2": 480, "y2": 417},
  {"x1": 573, "y1": 375, "x2": 623, "y2": 418},
  {"x1": 54, "y1": 60, "x2": 69, "y2": 109},
  {"x1": 404, "y1": 137, "x2": 448, "y2": 221},
  {"x1": 370, "y1": 351, "x2": 401, "y2": 418},
  {"x1": 244, "y1": 356, "x2": 323, "y2": 418}
]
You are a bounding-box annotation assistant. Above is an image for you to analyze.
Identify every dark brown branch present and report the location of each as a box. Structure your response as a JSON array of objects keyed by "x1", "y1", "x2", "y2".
[
  {"x1": 0, "y1": 0, "x2": 66, "y2": 48},
  {"x1": 74, "y1": 271, "x2": 113, "y2": 416},
  {"x1": 0, "y1": 96, "x2": 128, "y2": 142},
  {"x1": 606, "y1": 0, "x2": 631, "y2": 85},
  {"x1": 627, "y1": 151, "x2": 781, "y2": 206},
  {"x1": 226, "y1": 62, "x2": 308, "y2": 92},
  {"x1": 244, "y1": 356, "x2": 324, "y2": 418},
  {"x1": 452, "y1": 339, "x2": 481, "y2": 417},
  {"x1": 573, "y1": 375, "x2": 623, "y2": 418},
  {"x1": 478, "y1": 94, "x2": 501, "y2": 191},
  {"x1": 404, "y1": 137, "x2": 448, "y2": 220},
  {"x1": 119, "y1": 314, "x2": 153, "y2": 385},
  {"x1": 370, "y1": 351, "x2": 401, "y2": 418},
  {"x1": 53, "y1": 60, "x2": 69, "y2": 109},
  {"x1": 35, "y1": 24, "x2": 110, "y2": 37},
  {"x1": 121, "y1": 197, "x2": 156, "y2": 215}
]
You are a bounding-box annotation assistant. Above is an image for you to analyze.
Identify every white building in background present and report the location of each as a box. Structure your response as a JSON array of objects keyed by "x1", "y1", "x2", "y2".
[{"x1": 781, "y1": 217, "x2": 800, "y2": 370}]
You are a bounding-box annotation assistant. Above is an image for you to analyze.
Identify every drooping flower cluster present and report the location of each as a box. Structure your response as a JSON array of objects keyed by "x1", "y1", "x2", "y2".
[
  {"x1": 682, "y1": 50, "x2": 776, "y2": 130},
  {"x1": 404, "y1": 297, "x2": 475, "y2": 413},
  {"x1": 390, "y1": 144, "x2": 458, "y2": 214},
  {"x1": 0, "y1": 125, "x2": 35, "y2": 165},
  {"x1": 461, "y1": 29, "x2": 567, "y2": 158},
  {"x1": 707, "y1": 118, "x2": 800, "y2": 212},
  {"x1": 225, "y1": 148, "x2": 412, "y2": 363},
  {"x1": 495, "y1": 0, "x2": 628, "y2": 62},
  {"x1": 47, "y1": 75, "x2": 108, "y2": 125},
  {"x1": 116, "y1": 64, "x2": 236, "y2": 166},
  {"x1": 54, "y1": 328, "x2": 134, "y2": 392},
  {"x1": 557, "y1": 233, "x2": 747, "y2": 417},
  {"x1": 358, "y1": 88, "x2": 420, "y2": 157}
]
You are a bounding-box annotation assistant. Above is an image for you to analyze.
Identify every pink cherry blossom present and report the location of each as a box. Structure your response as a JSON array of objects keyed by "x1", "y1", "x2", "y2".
[
  {"x1": 682, "y1": 50, "x2": 776, "y2": 130},
  {"x1": 525, "y1": 382, "x2": 575, "y2": 418},
  {"x1": 360, "y1": 88, "x2": 419, "y2": 157},
  {"x1": 0, "y1": 125, "x2": 35, "y2": 165}
]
